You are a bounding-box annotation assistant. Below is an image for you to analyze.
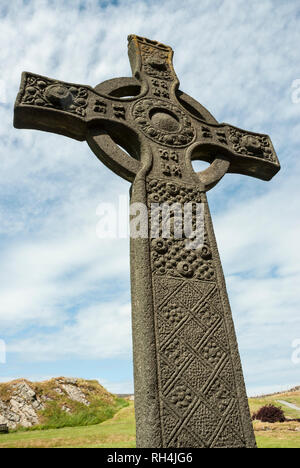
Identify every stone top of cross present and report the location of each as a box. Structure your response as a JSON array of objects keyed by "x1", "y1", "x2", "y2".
[{"x1": 14, "y1": 34, "x2": 280, "y2": 191}]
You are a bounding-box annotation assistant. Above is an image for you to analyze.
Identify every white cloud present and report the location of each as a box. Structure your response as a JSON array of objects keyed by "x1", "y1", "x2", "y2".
[
  {"x1": 100, "y1": 379, "x2": 134, "y2": 395},
  {"x1": 247, "y1": 382, "x2": 300, "y2": 398},
  {"x1": 8, "y1": 301, "x2": 132, "y2": 361},
  {"x1": 0, "y1": 375, "x2": 54, "y2": 383},
  {"x1": 0, "y1": 220, "x2": 130, "y2": 333}
]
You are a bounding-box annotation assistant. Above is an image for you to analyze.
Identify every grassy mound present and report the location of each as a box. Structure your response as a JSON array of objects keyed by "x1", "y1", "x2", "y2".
[{"x1": 0, "y1": 377, "x2": 128, "y2": 432}]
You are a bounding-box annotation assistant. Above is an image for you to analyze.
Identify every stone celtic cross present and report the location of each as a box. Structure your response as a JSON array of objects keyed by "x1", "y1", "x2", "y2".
[{"x1": 14, "y1": 35, "x2": 280, "y2": 448}]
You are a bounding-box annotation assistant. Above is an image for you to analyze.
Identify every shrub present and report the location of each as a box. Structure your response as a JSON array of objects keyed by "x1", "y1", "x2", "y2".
[{"x1": 252, "y1": 404, "x2": 285, "y2": 423}]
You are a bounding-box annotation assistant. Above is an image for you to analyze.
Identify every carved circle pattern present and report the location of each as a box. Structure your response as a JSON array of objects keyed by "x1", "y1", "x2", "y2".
[
  {"x1": 162, "y1": 303, "x2": 185, "y2": 324},
  {"x1": 229, "y1": 128, "x2": 276, "y2": 162},
  {"x1": 205, "y1": 379, "x2": 231, "y2": 414},
  {"x1": 132, "y1": 98, "x2": 195, "y2": 147},
  {"x1": 200, "y1": 303, "x2": 219, "y2": 328},
  {"x1": 164, "y1": 338, "x2": 186, "y2": 367},
  {"x1": 45, "y1": 84, "x2": 72, "y2": 106},
  {"x1": 169, "y1": 385, "x2": 193, "y2": 409},
  {"x1": 21, "y1": 75, "x2": 88, "y2": 116},
  {"x1": 203, "y1": 341, "x2": 223, "y2": 365},
  {"x1": 147, "y1": 178, "x2": 215, "y2": 281}
]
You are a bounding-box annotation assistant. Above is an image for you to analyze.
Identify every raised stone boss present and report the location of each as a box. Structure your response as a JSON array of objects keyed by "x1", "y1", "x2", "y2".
[{"x1": 14, "y1": 35, "x2": 280, "y2": 448}]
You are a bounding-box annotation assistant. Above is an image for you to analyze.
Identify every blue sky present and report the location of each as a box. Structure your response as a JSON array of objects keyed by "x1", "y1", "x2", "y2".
[{"x1": 0, "y1": 0, "x2": 299, "y2": 396}]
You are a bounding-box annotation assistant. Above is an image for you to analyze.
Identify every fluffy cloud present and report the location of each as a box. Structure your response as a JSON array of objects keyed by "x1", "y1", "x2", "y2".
[{"x1": 8, "y1": 301, "x2": 133, "y2": 361}]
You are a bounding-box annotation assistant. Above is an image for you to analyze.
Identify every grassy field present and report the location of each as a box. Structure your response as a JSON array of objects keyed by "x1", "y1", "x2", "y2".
[
  {"x1": 249, "y1": 390, "x2": 300, "y2": 448},
  {"x1": 0, "y1": 392, "x2": 299, "y2": 448},
  {"x1": 254, "y1": 420, "x2": 300, "y2": 448}
]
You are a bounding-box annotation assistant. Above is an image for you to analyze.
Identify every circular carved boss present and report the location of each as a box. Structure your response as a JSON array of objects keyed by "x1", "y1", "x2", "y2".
[{"x1": 131, "y1": 98, "x2": 195, "y2": 147}]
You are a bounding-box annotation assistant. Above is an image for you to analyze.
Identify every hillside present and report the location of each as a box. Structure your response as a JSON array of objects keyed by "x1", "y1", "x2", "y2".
[
  {"x1": 0, "y1": 377, "x2": 127, "y2": 430},
  {"x1": 248, "y1": 388, "x2": 300, "y2": 420}
]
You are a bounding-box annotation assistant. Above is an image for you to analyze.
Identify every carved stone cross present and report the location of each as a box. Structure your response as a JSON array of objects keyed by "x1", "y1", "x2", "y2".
[{"x1": 14, "y1": 35, "x2": 280, "y2": 448}]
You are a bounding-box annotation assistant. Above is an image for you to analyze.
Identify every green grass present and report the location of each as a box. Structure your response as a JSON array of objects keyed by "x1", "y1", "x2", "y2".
[
  {"x1": 256, "y1": 433, "x2": 300, "y2": 449},
  {"x1": 14, "y1": 397, "x2": 128, "y2": 432},
  {"x1": 253, "y1": 420, "x2": 300, "y2": 448}
]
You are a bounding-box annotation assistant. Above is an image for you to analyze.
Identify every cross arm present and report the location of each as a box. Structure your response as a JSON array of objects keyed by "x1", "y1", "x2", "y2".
[
  {"x1": 192, "y1": 121, "x2": 280, "y2": 181},
  {"x1": 14, "y1": 72, "x2": 90, "y2": 140},
  {"x1": 13, "y1": 72, "x2": 132, "y2": 142}
]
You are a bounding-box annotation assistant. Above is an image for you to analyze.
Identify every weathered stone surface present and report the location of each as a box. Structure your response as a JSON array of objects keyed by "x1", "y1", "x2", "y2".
[
  {"x1": 13, "y1": 35, "x2": 280, "y2": 448},
  {"x1": 60, "y1": 384, "x2": 90, "y2": 406},
  {"x1": 0, "y1": 381, "x2": 44, "y2": 429},
  {"x1": 0, "y1": 377, "x2": 112, "y2": 429}
]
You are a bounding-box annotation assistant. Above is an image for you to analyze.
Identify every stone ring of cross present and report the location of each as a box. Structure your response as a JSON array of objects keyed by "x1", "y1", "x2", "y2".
[
  {"x1": 14, "y1": 35, "x2": 280, "y2": 449},
  {"x1": 90, "y1": 75, "x2": 231, "y2": 191}
]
